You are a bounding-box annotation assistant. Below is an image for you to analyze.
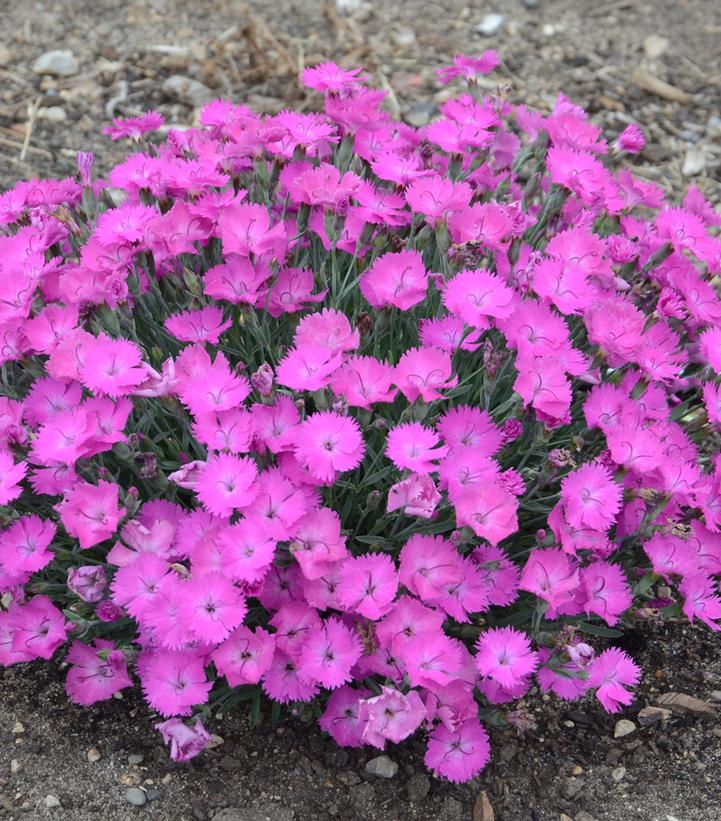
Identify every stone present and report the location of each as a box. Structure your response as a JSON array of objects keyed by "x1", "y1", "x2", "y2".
[
  {"x1": 682, "y1": 147, "x2": 706, "y2": 177},
  {"x1": 128, "y1": 753, "x2": 145, "y2": 765},
  {"x1": 710, "y1": 691, "x2": 721, "y2": 702},
  {"x1": 560, "y1": 815, "x2": 574, "y2": 821},
  {"x1": 38, "y1": 106, "x2": 67, "y2": 123},
  {"x1": 391, "y1": 27, "x2": 416, "y2": 48},
  {"x1": 439, "y1": 796, "x2": 463, "y2": 821},
  {"x1": 365, "y1": 754, "x2": 398, "y2": 778},
  {"x1": 643, "y1": 34, "x2": 670, "y2": 59},
  {"x1": 44, "y1": 795, "x2": 61, "y2": 809},
  {"x1": 575, "y1": 813, "x2": 597, "y2": 821},
  {"x1": 0, "y1": 46, "x2": 12, "y2": 67},
  {"x1": 335, "y1": 771, "x2": 361, "y2": 786},
  {"x1": 12, "y1": 722, "x2": 25, "y2": 734},
  {"x1": 86, "y1": 747, "x2": 101, "y2": 763},
  {"x1": 162, "y1": 75, "x2": 214, "y2": 108},
  {"x1": 32, "y1": 50, "x2": 79, "y2": 77},
  {"x1": 10, "y1": 759, "x2": 20, "y2": 774},
  {"x1": 611, "y1": 766, "x2": 627, "y2": 782},
  {"x1": 125, "y1": 787, "x2": 148, "y2": 807},
  {"x1": 522, "y1": 0, "x2": 540, "y2": 7},
  {"x1": 406, "y1": 772, "x2": 430, "y2": 802},
  {"x1": 571, "y1": 765, "x2": 583, "y2": 776},
  {"x1": 560, "y1": 777, "x2": 584, "y2": 800},
  {"x1": 219, "y1": 755, "x2": 242, "y2": 770},
  {"x1": 211, "y1": 806, "x2": 294, "y2": 821},
  {"x1": 614, "y1": 719, "x2": 636, "y2": 738},
  {"x1": 476, "y1": 14, "x2": 505, "y2": 36},
  {"x1": 637, "y1": 706, "x2": 672, "y2": 726}
]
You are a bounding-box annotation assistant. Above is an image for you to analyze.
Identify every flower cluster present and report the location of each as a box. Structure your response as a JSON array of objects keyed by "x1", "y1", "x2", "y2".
[{"x1": 0, "y1": 52, "x2": 720, "y2": 781}]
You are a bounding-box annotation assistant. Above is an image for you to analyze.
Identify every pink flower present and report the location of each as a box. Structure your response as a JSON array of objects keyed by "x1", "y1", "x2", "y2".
[
  {"x1": 165, "y1": 306, "x2": 232, "y2": 344},
  {"x1": 56, "y1": 481, "x2": 122, "y2": 549},
  {"x1": 436, "y1": 51, "x2": 500, "y2": 84},
  {"x1": 679, "y1": 574, "x2": 721, "y2": 631},
  {"x1": 475, "y1": 626, "x2": 538, "y2": 689},
  {"x1": 8, "y1": 596, "x2": 69, "y2": 661},
  {"x1": 360, "y1": 250, "x2": 428, "y2": 311},
  {"x1": 65, "y1": 640, "x2": 132, "y2": 705},
  {"x1": 275, "y1": 345, "x2": 344, "y2": 391},
  {"x1": 267, "y1": 267, "x2": 327, "y2": 317},
  {"x1": 437, "y1": 405, "x2": 502, "y2": 455},
  {"x1": 453, "y1": 481, "x2": 519, "y2": 545},
  {"x1": 0, "y1": 450, "x2": 27, "y2": 505},
  {"x1": 443, "y1": 269, "x2": 514, "y2": 329},
  {"x1": 580, "y1": 562, "x2": 632, "y2": 626},
  {"x1": 401, "y1": 632, "x2": 463, "y2": 688},
  {"x1": 405, "y1": 173, "x2": 471, "y2": 227},
  {"x1": 194, "y1": 453, "x2": 258, "y2": 517},
  {"x1": 67, "y1": 565, "x2": 107, "y2": 603},
  {"x1": 212, "y1": 626, "x2": 275, "y2": 686},
  {"x1": 290, "y1": 507, "x2": 348, "y2": 580},
  {"x1": 471, "y1": 545, "x2": 520, "y2": 607},
  {"x1": 103, "y1": 111, "x2": 164, "y2": 140},
  {"x1": 358, "y1": 686, "x2": 426, "y2": 748},
  {"x1": 330, "y1": 356, "x2": 397, "y2": 409},
  {"x1": 394, "y1": 346, "x2": 457, "y2": 403},
  {"x1": 561, "y1": 463, "x2": 622, "y2": 531},
  {"x1": 387, "y1": 473, "x2": 441, "y2": 519},
  {"x1": 218, "y1": 203, "x2": 288, "y2": 260},
  {"x1": 262, "y1": 649, "x2": 319, "y2": 704},
  {"x1": 419, "y1": 316, "x2": 483, "y2": 352},
  {"x1": 318, "y1": 685, "x2": 370, "y2": 748},
  {"x1": 615, "y1": 123, "x2": 645, "y2": 154},
  {"x1": 138, "y1": 648, "x2": 211, "y2": 717},
  {"x1": 386, "y1": 422, "x2": 449, "y2": 474},
  {"x1": 302, "y1": 62, "x2": 369, "y2": 94},
  {"x1": 298, "y1": 617, "x2": 362, "y2": 689},
  {"x1": 81, "y1": 334, "x2": 147, "y2": 397},
  {"x1": 586, "y1": 648, "x2": 640, "y2": 713},
  {"x1": 399, "y1": 535, "x2": 462, "y2": 601},
  {"x1": 293, "y1": 411, "x2": 364, "y2": 482},
  {"x1": 156, "y1": 717, "x2": 212, "y2": 763},
  {"x1": 519, "y1": 549, "x2": 579, "y2": 610},
  {"x1": 337, "y1": 553, "x2": 398, "y2": 620},
  {"x1": 203, "y1": 256, "x2": 271, "y2": 306},
  {"x1": 0, "y1": 515, "x2": 55, "y2": 575},
  {"x1": 179, "y1": 572, "x2": 247, "y2": 644},
  {"x1": 424, "y1": 719, "x2": 490, "y2": 783},
  {"x1": 294, "y1": 308, "x2": 359, "y2": 353}
]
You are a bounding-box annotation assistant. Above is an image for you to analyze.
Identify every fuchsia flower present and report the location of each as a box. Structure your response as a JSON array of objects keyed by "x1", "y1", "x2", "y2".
[
  {"x1": 330, "y1": 356, "x2": 397, "y2": 409},
  {"x1": 386, "y1": 422, "x2": 449, "y2": 474},
  {"x1": 0, "y1": 450, "x2": 27, "y2": 504},
  {"x1": 580, "y1": 562, "x2": 632, "y2": 626},
  {"x1": 179, "y1": 572, "x2": 247, "y2": 644},
  {"x1": 298, "y1": 617, "x2": 362, "y2": 688},
  {"x1": 387, "y1": 472, "x2": 441, "y2": 519},
  {"x1": 212, "y1": 625, "x2": 275, "y2": 686},
  {"x1": 138, "y1": 648, "x2": 212, "y2": 716},
  {"x1": 436, "y1": 51, "x2": 500, "y2": 84},
  {"x1": 165, "y1": 306, "x2": 232, "y2": 344},
  {"x1": 587, "y1": 648, "x2": 640, "y2": 713},
  {"x1": 358, "y1": 686, "x2": 426, "y2": 748},
  {"x1": 337, "y1": 553, "x2": 398, "y2": 620},
  {"x1": 8, "y1": 596, "x2": 69, "y2": 662},
  {"x1": 615, "y1": 123, "x2": 645, "y2": 154},
  {"x1": 319, "y1": 686, "x2": 370, "y2": 747},
  {"x1": 156, "y1": 717, "x2": 212, "y2": 763},
  {"x1": 194, "y1": 453, "x2": 258, "y2": 516},
  {"x1": 360, "y1": 250, "x2": 428, "y2": 311},
  {"x1": 424, "y1": 719, "x2": 490, "y2": 783},
  {"x1": 65, "y1": 639, "x2": 133, "y2": 705},
  {"x1": 276, "y1": 345, "x2": 344, "y2": 392},
  {"x1": 475, "y1": 626, "x2": 538, "y2": 689},
  {"x1": 56, "y1": 481, "x2": 122, "y2": 549},
  {"x1": 103, "y1": 111, "x2": 164, "y2": 141},
  {"x1": 394, "y1": 346, "x2": 457, "y2": 403},
  {"x1": 293, "y1": 411, "x2": 364, "y2": 482},
  {"x1": 560, "y1": 463, "x2": 622, "y2": 531}
]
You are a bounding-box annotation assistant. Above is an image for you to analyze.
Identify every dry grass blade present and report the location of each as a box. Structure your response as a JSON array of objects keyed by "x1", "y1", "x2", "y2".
[
  {"x1": 473, "y1": 790, "x2": 495, "y2": 821},
  {"x1": 631, "y1": 67, "x2": 692, "y2": 103},
  {"x1": 654, "y1": 692, "x2": 718, "y2": 715}
]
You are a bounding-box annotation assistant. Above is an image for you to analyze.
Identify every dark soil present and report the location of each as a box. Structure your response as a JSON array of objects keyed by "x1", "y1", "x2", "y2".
[{"x1": 0, "y1": 1, "x2": 720, "y2": 819}]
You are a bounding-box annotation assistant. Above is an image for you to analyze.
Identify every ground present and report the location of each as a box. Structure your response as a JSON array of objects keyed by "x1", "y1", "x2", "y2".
[{"x1": 0, "y1": 1, "x2": 720, "y2": 819}]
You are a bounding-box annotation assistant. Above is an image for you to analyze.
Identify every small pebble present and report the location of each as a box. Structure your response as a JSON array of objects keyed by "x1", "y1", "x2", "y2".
[
  {"x1": 12, "y1": 722, "x2": 25, "y2": 734},
  {"x1": 476, "y1": 13, "x2": 505, "y2": 36},
  {"x1": 32, "y1": 50, "x2": 79, "y2": 77},
  {"x1": 365, "y1": 755, "x2": 398, "y2": 779},
  {"x1": 563, "y1": 720, "x2": 575, "y2": 728},
  {"x1": 643, "y1": 34, "x2": 670, "y2": 59},
  {"x1": 682, "y1": 147, "x2": 706, "y2": 177},
  {"x1": 44, "y1": 795, "x2": 61, "y2": 809},
  {"x1": 611, "y1": 766, "x2": 627, "y2": 782},
  {"x1": 162, "y1": 75, "x2": 214, "y2": 108},
  {"x1": 406, "y1": 772, "x2": 431, "y2": 802},
  {"x1": 125, "y1": 787, "x2": 147, "y2": 807},
  {"x1": 614, "y1": 719, "x2": 637, "y2": 738},
  {"x1": 10, "y1": 759, "x2": 20, "y2": 774},
  {"x1": 571, "y1": 765, "x2": 583, "y2": 776},
  {"x1": 128, "y1": 753, "x2": 145, "y2": 765},
  {"x1": 38, "y1": 106, "x2": 67, "y2": 123},
  {"x1": 522, "y1": 0, "x2": 540, "y2": 7},
  {"x1": 87, "y1": 747, "x2": 101, "y2": 763},
  {"x1": 710, "y1": 691, "x2": 721, "y2": 702},
  {"x1": 336, "y1": 771, "x2": 361, "y2": 787},
  {"x1": 638, "y1": 706, "x2": 672, "y2": 726}
]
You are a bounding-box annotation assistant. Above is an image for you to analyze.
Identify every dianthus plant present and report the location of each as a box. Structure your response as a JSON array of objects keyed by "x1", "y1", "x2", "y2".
[{"x1": 1, "y1": 51, "x2": 720, "y2": 781}]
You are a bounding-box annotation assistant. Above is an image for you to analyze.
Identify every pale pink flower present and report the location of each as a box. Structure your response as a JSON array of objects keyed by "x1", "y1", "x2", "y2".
[
  {"x1": 394, "y1": 346, "x2": 457, "y2": 403},
  {"x1": 337, "y1": 553, "x2": 398, "y2": 620},
  {"x1": 156, "y1": 717, "x2": 212, "y2": 763},
  {"x1": 359, "y1": 686, "x2": 426, "y2": 748},
  {"x1": 360, "y1": 250, "x2": 428, "y2": 311},
  {"x1": 387, "y1": 473, "x2": 441, "y2": 519},
  {"x1": 424, "y1": 719, "x2": 490, "y2": 783}
]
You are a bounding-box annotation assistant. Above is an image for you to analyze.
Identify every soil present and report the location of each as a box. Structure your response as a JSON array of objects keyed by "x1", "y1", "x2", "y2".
[{"x1": 0, "y1": 1, "x2": 720, "y2": 820}]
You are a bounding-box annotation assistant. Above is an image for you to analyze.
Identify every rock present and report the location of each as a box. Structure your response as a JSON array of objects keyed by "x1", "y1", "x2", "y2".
[
  {"x1": 391, "y1": 27, "x2": 416, "y2": 48},
  {"x1": 682, "y1": 147, "x2": 706, "y2": 177},
  {"x1": 0, "y1": 45, "x2": 12, "y2": 67},
  {"x1": 614, "y1": 719, "x2": 637, "y2": 738},
  {"x1": 643, "y1": 34, "x2": 670, "y2": 59},
  {"x1": 655, "y1": 692, "x2": 718, "y2": 715},
  {"x1": 575, "y1": 813, "x2": 597, "y2": 821},
  {"x1": 522, "y1": 0, "x2": 540, "y2": 7},
  {"x1": 32, "y1": 50, "x2": 79, "y2": 77},
  {"x1": 611, "y1": 766, "x2": 627, "y2": 782},
  {"x1": 10, "y1": 759, "x2": 20, "y2": 774},
  {"x1": 125, "y1": 788, "x2": 147, "y2": 807},
  {"x1": 476, "y1": 14, "x2": 505, "y2": 36},
  {"x1": 12, "y1": 722, "x2": 25, "y2": 734},
  {"x1": 439, "y1": 796, "x2": 463, "y2": 821},
  {"x1": 336, "y1": 771, "x2": 361, "y2": 787},
  {"x1": 365, "y1": 755, "x2": 398, "y2": 778},
  {"x1": 560, "y1": 777, "x2": 584, "y2": 800},
  {"x1": 219, "y1": 755, "x2": 242, "y2": 770},
  {"x1": 211, "y1": 807, "x2": 294, "y2": 821},
  {"x1": 128, "y1": 753, "x2": 145, "y2": 765},
  {"x1": 406, "y1": 772, "x2": 430, "y2": 802},
  {"x1": 473, "y1": 790, "x2": 495, "y2": 821},
  {"x1": 44, "y1": 795, "x2": 61, "y2": 809},
  {"x1": 570, "y1": 765, "x2": 583, "y2": 776},
  {"x1": 146, "y1": 789, "x2": 162, "y2": 801},
  {"x1": 86, "y1": 747, "x2": 101, "y2": 763},
  {"x1": 38, "y1": 106, "x2": 67, "y2": 123},
  {"x1": 162, "y1": 75, "x2": 214, "y2": 107},
  {"x1": 710, "y1": 691, "x2": 721, "y2": 702},
  {"x1": 560, "y1": 815, "x2": 574, "y2": 821},
  {"x1": 336, "y1": 0, "x2": 362, "y2": 10},
  {"x1": 637, "y1": 706, "x2": 672, "y2": 726}
]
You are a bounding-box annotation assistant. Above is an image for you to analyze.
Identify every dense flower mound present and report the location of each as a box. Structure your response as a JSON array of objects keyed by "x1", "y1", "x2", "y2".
[{"x1": 1, "y1": 52, "x2": 720, "y2": 780}]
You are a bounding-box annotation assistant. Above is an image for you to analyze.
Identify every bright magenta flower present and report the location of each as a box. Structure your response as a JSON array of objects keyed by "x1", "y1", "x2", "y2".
[
  {"x1": 360, "y1": 249, "x2": 428, "y2": 311},
  {"x1": 293, "y1": 411, "x2": 364, "y2": 482}
]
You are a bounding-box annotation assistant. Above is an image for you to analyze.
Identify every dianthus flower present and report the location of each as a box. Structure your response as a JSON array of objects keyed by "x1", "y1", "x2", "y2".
[
  {"x1": 519, "y1": 548, "x2": 580, "y2": 611},
  {"x1": 330, "y1": 356, "x2": 396, "y2": 409},
  {"x1": 394, "y1": 346, "x2": 457, "y2": 403},
  {"x1": 165, "y1": 306, "x2": 232, "y2": 344},
  {"x1": 262, "y1": 649, "x2": 319, "y2": 704},
  {"x1": 580, "y1": 562, "x2": 632, "y2": 626},
  {"x1": 8, "y1": 595, "x2": 69, "y2": 662},
  {"x1": 212, "y1": 625, "x2": 275, "y2": 686},
  {"x1": 194, "y1": 453, "x2": 258, "y2": 517},
  {"x1": 560, "y1": 463, "x2": 622, "y2": 531},
  {"x1": 298, "y1": 617, "x2": 362, "y2": 689},
  {"x1": 615, "y1": 123, "x2": 645, "y2": 154},
  {"x1": 399, "y1": 535, "x2": 462, "y2": 601},
  {"x1": 337, "y1": 553, "x2": 398, "y2": 620},
  {"x1": 436, "y1": 51, "x2": 500, "y2": 84},
  {"x1": 586, "y1": 648, "x2": 640, "y2": 713},
  {"x1": 138, "y1": 649, "x2": 212, "y2": 717},
  {"x1": 358, "y1": 686, "x2": 426, "y2": 748},
  {"x1": 424, "y1": 719, "x2": 491, "y2": 783},
  {"x1": 56, "y1": 480, "x2": 122, "y2": 549},
  {"x1": 386, "y1": 422, "x2": 449, "y2": 474},
  {"x1": 0, "y1": 450, "x2": 27, "y2": 506},
  {"x1": 275, "y1": 345, "x2": 344, "y2": 392},
  {"x1": 293, "y1": 411, "x2": 364, "y2": 482},
  {"x1": 65, "y1": 639, "x2": 133, "y2": 705},
  {"x1": 359, "y1": 249, "x2": 428, "y2": 311},
  {"x1": 387, "y1": 472, "x2": 441, "y2": 519},
  {"x1": 475, "y1": 626, "x2": 538, "y2": 689},
  {"x1": 0, "y1": 515, "x2": 55, "y2": 576},
  {"x1": 103, "y1": 111, "x2": 164, "y2": 140},
  {"x1": 155, "y1": 717, "x2": 212, "y2": 763},
  {"x1": 318, "y1": 686, "x2": 370, "y2": 748}
]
